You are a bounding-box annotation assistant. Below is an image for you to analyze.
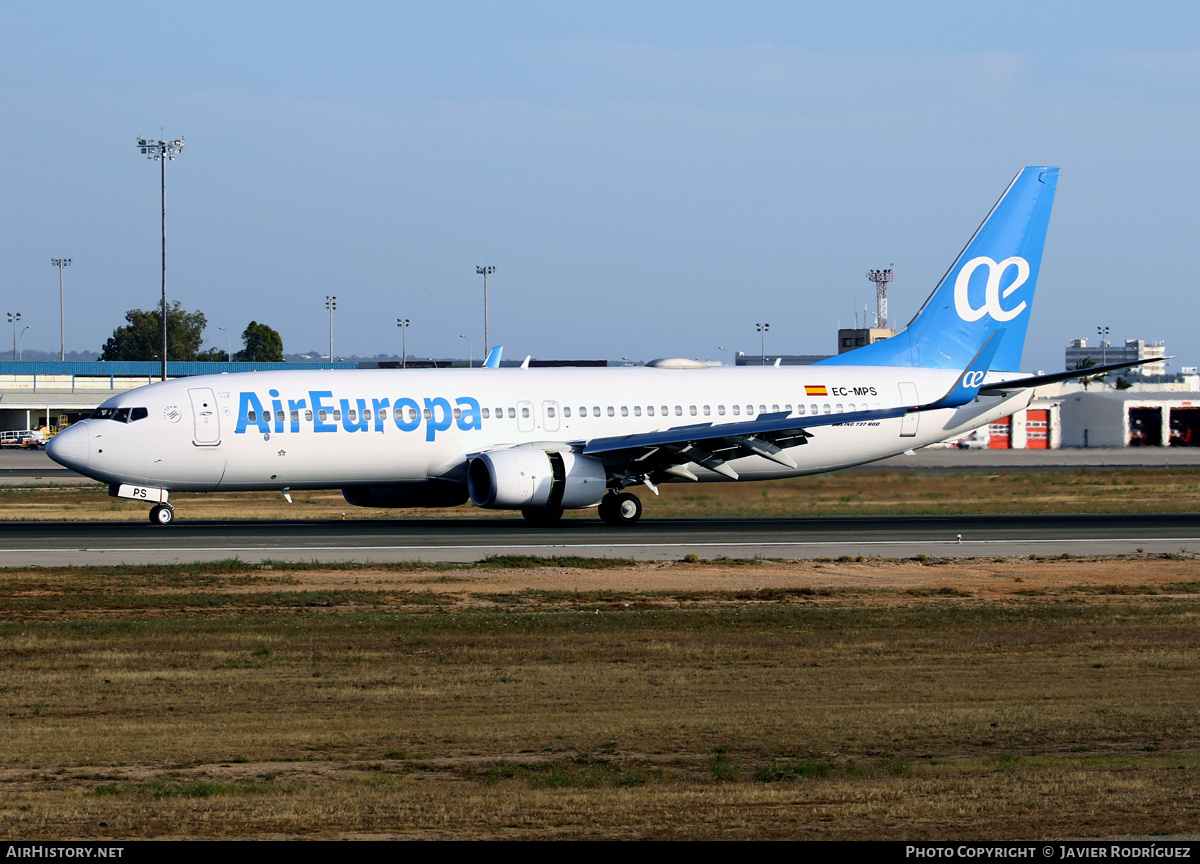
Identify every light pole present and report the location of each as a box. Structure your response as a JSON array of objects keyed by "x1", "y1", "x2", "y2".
[
  {"x1": 19, "y1": 326, "x2": 30, "y2": 361},
  {"x1": 459, "y1": 334, "x2": 473, "y2": 368},
  {"x1": 476, "y1": 265, "x2": 495, "y2": 356},
  {"x1": 397, "y1": 318, "x2": 410, "y2": 369},
  {"x1": 50, "y1": 258, "x2": 71, "y2": 361},
  {"x1": 717, "y1": 346, "x2": 731, "y2": 366},
  {"x1": 1097, "y1": 325, "x2": 1110, "y2": 366},
  {"x1": 136, "y1": 135, "x2": 185, "y2": 381},
  {"x1": 7, "y1": 313, "x2": 21, "y2": 361},
  {"x1": 218, "y1": 326, "x2": 231, "y2": 362},
  {"x1": 756, "y1": 323, "x2": 770, "y2": 366},
  {"x1": 325, "y1": 296, "x2": 337, "y2": 362}
]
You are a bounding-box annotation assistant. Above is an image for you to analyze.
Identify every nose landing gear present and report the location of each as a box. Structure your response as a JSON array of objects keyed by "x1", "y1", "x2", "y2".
[
  {"x1": 149, "y1": 504, "x2": 175, "y2": 526},
  {"x1": 598, "y1": 491, "x2": 642, "y2": 526}
]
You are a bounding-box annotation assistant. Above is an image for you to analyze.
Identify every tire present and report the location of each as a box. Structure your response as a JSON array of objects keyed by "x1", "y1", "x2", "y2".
[
  {"x1": 521, "y1": 505, "x2": 563, "y2": 526},
  {"x1": 599, "y1": 492, "x2": 641, "y2": 526},
  {"x1": 149, "y1": 504, "x2": 175, "y2": 526}
]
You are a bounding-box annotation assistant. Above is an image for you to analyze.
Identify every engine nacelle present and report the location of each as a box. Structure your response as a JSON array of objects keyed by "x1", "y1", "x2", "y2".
[
  {"x1": 467, "y1": 449, "x2": 607, "y2": 510},
  {"x1": 342, "y1": 483, "x2": 468, "y2": 509}
]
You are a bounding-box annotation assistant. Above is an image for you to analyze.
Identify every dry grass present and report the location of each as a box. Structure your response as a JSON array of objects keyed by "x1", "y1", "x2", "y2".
[
  {"x1": 1, "y1": 555, "x2": 1198, "y2": 839},
  {"x1": 7, "y1": 466, "x2": 1200, "y2": 521}
]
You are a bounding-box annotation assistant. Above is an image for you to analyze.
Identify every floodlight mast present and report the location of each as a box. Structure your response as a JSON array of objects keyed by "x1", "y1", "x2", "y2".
[
  {"x1": 476, "y1": 265, "x2": 495, "y2": 356},
  {"x1": 397, "y1": 318, "x2": 410, "y2": 369},
  {"x1": 866, "y1": 266, "x2": 894, "y2": 329},
  {"x1": 50, "y1": 258, "x2": 71, "y2": 361},
  {"x1": 326, "y1": 296, "x2": 337, "y2": 362},
  {"x1": 136, "y1": 135, "x2": 185, "y2": 380},
  {"x1": 7, "y1": 313, "x2": 21, "y2": 361}
]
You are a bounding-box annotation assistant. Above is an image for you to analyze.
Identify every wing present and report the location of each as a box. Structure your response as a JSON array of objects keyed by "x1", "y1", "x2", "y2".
[{"x1": 580, "y1": 405, "x2": 911, "y2": 482}]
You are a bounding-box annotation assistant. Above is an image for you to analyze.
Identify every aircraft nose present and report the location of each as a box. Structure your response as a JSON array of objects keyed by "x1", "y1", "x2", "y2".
[{"x1": 46, "y1": 421, "x2": 89, "y2": 472}]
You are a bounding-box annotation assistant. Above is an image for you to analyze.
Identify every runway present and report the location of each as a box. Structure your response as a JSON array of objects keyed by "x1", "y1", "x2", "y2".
[{"x1": 1, "y1": 512, "x2": 1198, "y2": 565}]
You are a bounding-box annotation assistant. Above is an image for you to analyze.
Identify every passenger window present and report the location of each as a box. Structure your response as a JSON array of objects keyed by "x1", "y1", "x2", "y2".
[
  {"x1": 508, "y1": 407, "x2": 516, "y2": 419},
  {"x1": 333, "y1": 410, "x2": 341, "y2": 421},
  {"x1": 547, "y1": 406, "x2": 556, "y2": 418},
  {"x1": 675, "y1": 406, "x2": 682, "y2": 416},
  {"x1": 564, "y1": 407, "x2": 571, "y2": 418},
  {"x1": 318, "y1": 410, "x2": 327, "y2": 422},
  {"x1": 579, "y1": 407, "x2": 587, "y2": 417},
  {"x1": 482, "y1": 408, "x2": 490, "y2": 419},
  {"x1": 378, "y1": 409, "x2": 387, "y2": 420},
  {"x1": 746, "y1": 405, "x2": 754, "y2": 415},
  {"x1": 633, "y1": 406, "x2": 641, "y2": 417},
  {"x1": 620, "y1": 406, "x2": 628, "y2": 417},
  {"x1": 661, "y1": 406, "x2": 668, "y2": 415},
  {"x1": 305, "y1": 410, "x2": 313, "y2": 421},
  {"x1": 647, "y1": 406, "x2": 655, "y2": 416},
  {"x1": 732, "y1": 405, "x2": 740, "y2": 415},
  {"x1": 521, "y1": 406, "x2": 530, "y2": 418},
  {"x1": 797, "y1": 404, "x2": 805, "y2": 415},
  {"x1": 423, "y1": 408, "x2": 432, "y2": 420},
  {"x1": 759, "y1": 405, "x2": 767, "y2": 414},
  {"x1": 453, "y1": 407, "x2": 462, "y2": 420},
  {"x1": 703, "y1": 405, "x2": 710, "y2": 416},
  {"x1": 689, "y1": 406, "x2": 697, "y2": 416},
  {"x1": 717, "y1": 405, "x2": 725, "y2": 416},
  {"x1": 836, "y1": 403, "x2": 844, "y2": 413},
  {"x1": 276, "y1": 410, "x2": 285, "y2": 423},
  {"x1": 822, "y1": 404, "x2": 831, "y2": 414},
  {"x1": 607, "y1": 406, "x2": 615, "y2": 417},
  {"x1": 810, "y1": 404, "x2": 818, "y2": 415},
  {"x1": 364, "y1": 409, "x2": 372, "y2": 421},
  {"x1": 772, "y1": 404, "x2": 779, "y2": 412},
  {"x1": 593, "y1": 406, "x2": 600, "y2": 416}
]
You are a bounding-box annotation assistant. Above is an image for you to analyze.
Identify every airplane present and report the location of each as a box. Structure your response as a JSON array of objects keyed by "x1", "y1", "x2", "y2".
[{"x1": 47, "y1": 166, "x2": 1154, "y2": 527}]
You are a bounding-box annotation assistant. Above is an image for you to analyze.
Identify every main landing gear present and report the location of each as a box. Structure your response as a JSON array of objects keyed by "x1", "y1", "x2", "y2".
[
  {"x1": 598, "y1": 491, "x2": 642, "y2": 526},
  {"x1": 149, "y1": 503, "x2": 175, "y2": 526}
]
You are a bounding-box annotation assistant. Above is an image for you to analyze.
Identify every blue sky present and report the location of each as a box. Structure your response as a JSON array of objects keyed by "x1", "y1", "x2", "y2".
[{"x1": 2, "y1": 1, "x2": 1198, "y2": 371}]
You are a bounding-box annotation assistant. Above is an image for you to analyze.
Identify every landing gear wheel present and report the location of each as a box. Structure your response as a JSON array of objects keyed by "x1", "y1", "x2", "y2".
[
  {"x1": 599, "y1": 492, "x2": 642, "y2": 526},
  {"x1": 521, "y1": 505, "x2": 563, "y2": 526},
  {"x1": 149, "y1": 504, "x2": 175, "y2": 526}
]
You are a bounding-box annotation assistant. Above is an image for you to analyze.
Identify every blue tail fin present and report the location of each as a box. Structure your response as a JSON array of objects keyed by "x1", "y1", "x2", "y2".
[{"x1": 818, "y1": 166, "x2": 1058, "y2": 372}]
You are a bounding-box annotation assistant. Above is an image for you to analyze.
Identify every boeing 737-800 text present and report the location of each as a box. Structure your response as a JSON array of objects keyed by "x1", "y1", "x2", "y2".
[{"x1": 47, "y1": 167, "x2": 1148, "y2": 526}]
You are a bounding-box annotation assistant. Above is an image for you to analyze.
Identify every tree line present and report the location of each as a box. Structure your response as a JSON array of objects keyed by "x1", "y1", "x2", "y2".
[{"x1": 99, "y1": 301, "x2": 283, "y2": 362}]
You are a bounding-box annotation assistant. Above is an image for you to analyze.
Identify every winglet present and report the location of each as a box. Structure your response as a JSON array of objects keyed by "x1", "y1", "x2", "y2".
[
  {"x1": 482, "y1": 345, "x2": 503, "y2": 368},
  {"x1": 919, "y1": 330, "x2": 1005, "y2": 411},
  {"x1": 520, "y1": 355, "x2": 531, "y2": 369}
]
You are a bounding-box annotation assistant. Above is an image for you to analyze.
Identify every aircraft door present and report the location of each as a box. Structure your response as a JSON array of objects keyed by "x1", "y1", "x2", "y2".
[
  {"x1": 517, "y1": 400, "x2": 536, "y2": 433},
  {"x1": 542, "y1": 401, "x2": 560, "y2": 433},
  {"x1": 898, "y1": 383, "x2": 919, "y2": 438},
  {"x1": 189, "y1": 387, "x2": 221, "y2": 446}
]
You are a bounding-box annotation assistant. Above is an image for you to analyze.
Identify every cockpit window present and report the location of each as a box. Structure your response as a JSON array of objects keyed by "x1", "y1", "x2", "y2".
[{"x1": 90, "y1": 406, "x2": 148, "y2": 423}]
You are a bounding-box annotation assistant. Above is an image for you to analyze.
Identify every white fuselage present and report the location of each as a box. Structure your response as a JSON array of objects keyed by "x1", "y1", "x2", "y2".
[{"x1": 52, "y1": 365, "x2": 1030, "y2": 495}]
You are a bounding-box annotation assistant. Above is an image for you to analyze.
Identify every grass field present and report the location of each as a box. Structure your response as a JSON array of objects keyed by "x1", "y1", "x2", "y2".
[
  {"x1": 6, "y1": 466, "x2": 1200, "y2": 521},
  {"x1": 2, "y1": 555, "x2": 1198, "y2": 839}
]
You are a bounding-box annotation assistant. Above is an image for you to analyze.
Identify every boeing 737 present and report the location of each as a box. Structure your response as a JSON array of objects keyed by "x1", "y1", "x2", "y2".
[{"x1": 47, "y1": 166, "x2": 1150, "y2": 526}]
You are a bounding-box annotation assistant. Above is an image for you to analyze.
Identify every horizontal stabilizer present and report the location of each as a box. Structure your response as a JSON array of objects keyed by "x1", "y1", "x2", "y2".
[{"x1": 979, "y1": 356, "x2": 1169, "y2": 394}]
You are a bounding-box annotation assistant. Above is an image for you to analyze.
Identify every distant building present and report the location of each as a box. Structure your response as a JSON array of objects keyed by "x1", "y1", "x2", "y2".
[
  {"x1": 1065, "y1": 338, "x2": 1165, "y2": 376},
  {"x1": 837, "y1": 328, "x2": 895, "y2": 354}
]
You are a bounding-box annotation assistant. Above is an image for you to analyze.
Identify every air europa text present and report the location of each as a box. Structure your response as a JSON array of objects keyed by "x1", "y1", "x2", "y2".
[{"x1": 234, "y1": 390, "x2": 482, "y2": 441}]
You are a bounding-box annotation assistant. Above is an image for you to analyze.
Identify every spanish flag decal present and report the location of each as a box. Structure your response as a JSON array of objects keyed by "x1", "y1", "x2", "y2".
[{"x1": 805, "y1": 385, "x2": 828, "y2": 396}]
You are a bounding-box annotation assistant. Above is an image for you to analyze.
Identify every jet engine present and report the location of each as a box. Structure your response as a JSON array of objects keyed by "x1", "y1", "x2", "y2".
[
  {"x1": 342, "y1": 483, "x2": 469, "y2": 508},
  {"x1": 467, "y1": 449, "x2": 607, "y2": 510}
]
